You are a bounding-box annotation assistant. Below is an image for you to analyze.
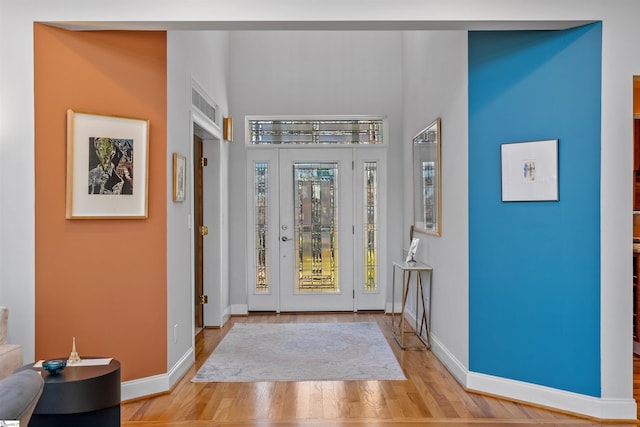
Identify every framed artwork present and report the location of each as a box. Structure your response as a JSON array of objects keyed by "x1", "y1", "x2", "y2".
[
  {"x1": 173, "y1": 152, "x2": 187, "y2": 202},
  {"x1": 66, "y1": 110, "x2": 149, "y2": 219},
  {"x1": 412, "y1": 118, "x2": 441, "y2": 236},
  {"x1": 501, "y1": 139, "x2": 559, "y2": 202}
]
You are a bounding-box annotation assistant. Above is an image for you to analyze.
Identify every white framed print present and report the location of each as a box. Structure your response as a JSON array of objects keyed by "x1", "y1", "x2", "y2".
[
  {"x1": 500, "y1": 139, "x2": 558, "y2": 202},
  {"x1": 66, "y1": 110, "x2": 149, "y2": 218}
]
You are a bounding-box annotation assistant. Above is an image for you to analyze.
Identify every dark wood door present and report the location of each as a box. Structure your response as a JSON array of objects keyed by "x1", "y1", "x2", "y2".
[
  {"x1": 195, "y1": 136, "x2": 204, "y2": 329},
  {"x1": 634, "y1": 120, "x2": 640, "y2": 210}
]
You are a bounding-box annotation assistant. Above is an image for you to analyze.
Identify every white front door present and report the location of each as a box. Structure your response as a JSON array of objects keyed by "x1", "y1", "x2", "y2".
[
  {"x1": 278, "y1": 149, "x2": 354, "y2": 311},
  {"x1": 246, "y1": 147, "x2": 386, "y2": 312}
]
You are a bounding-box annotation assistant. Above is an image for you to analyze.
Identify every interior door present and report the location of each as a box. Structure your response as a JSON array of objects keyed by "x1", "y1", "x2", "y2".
[
  {"x1": 194, "y1": 136, "x2": 204, "y2": 330},
  {"x1": 278, "y1": 149, "x2": 354, "y2": 311}
]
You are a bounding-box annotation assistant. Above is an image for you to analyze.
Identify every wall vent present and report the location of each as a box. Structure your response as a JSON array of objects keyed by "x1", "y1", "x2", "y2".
[{"x1": 191, "y1": 88, "x2": 217, "y2": 124}]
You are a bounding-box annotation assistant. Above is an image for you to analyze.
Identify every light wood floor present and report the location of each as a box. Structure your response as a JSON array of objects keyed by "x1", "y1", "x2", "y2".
[{"x1": 122, "y1": 313, "x2": 639, "y2": 427}]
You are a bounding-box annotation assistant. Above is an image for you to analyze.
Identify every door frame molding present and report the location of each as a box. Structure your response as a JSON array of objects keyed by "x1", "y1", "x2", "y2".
[
  {"x1": 245, "y1": 119, "x2": 388, "y2": 312},
  {"x1": 189, "y1": 108, "x2": 221, "y2": 343}
]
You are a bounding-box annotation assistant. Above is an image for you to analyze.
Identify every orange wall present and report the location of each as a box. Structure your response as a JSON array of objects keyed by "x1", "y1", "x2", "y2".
[
  {"x1": 34, "y1": 24, "x2": 167, "y2": 381},
  {"x1": 635, "y1": 87, "x2": 640, "y2": 114}
]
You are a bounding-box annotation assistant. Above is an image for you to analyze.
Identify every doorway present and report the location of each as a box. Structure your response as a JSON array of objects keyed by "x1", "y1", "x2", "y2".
[
  {"x1": 247, "y1": 147, "x2": 387, "y2": 312},
  {"x1": 633, "y1": 75, "x2": 640, "y2": 355},
  {"x1": 194, "y1": 135, "x2": 205, "y2": 334},
  {"x1": 192, "y1": 120, "x2": 221, "y2": 334}
]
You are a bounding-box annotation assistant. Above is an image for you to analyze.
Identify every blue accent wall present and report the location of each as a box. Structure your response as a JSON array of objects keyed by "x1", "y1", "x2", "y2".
[{"x1": 468, "y1": 23, "x2": 602, "y2": 397}]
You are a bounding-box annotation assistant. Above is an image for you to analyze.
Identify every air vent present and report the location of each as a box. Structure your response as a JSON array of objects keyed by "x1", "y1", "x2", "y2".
[{"x1": 192, "y1": 88, "x2": 217, "y2": 124}]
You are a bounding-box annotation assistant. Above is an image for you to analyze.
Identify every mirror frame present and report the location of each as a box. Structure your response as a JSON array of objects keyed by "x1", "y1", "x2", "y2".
[{"x1": 412, "y1": 118, "x2": 441, "y2": 236}]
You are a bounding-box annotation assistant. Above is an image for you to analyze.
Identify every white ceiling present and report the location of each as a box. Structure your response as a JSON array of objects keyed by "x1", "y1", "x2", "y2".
[{"x1": 44, "y1": 20, "x2": 593, "y2": 32}]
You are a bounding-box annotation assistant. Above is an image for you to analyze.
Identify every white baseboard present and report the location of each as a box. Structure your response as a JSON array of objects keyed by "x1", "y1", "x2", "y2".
[
  {"x1": 429, "y1": 333, "x2": 467, "y2": 387},
  {"x1": 121, "y1": 347, "x2": 194, "y2": 401},
  {"x1": 231, "y1": 304, "x2": 248, "y2": 315},
  {"x1": 385, "y1": 301, "x2": 403, "y2": 314},
  {"x1": 403, "y1": 311, "x2": 637, "y2": 420},
  {"x1": 222, "y1": 305, "x2": 232, "y2": 324},
  {"x1": 467, "y1": 371, "x2": 637, "y2": 420},
  {"x1": 168, "y1": 347, "x2": 195, "y2": 389}
]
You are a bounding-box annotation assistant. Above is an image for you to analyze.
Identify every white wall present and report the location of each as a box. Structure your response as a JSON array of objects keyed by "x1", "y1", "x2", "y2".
[
  {"x1": 166, "y1": 31, "x2": 230, "y2": 370},
  {"x1": 401, "y1": 31, "x2": 469, "y2": 372},
  {"x1": 0, "y1": 1, "x2": 37, "y2": 362},
  {"x1": 226, "y1": 31, "x2": 405, "y2": 308},
  {"x1": 598, "y1": 8, "x2": 639, "y2": 403}
]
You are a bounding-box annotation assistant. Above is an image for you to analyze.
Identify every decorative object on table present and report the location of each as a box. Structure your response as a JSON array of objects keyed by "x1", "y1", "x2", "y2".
[
  {"x1": 67, "y1": 336, "x2": 81, "y2": 365},
  {"x1": 42, "y1": 359, "x2": 66, "y2": 375},
  {"x1": 66, "y1": 109, "x2": 150, "y2": 219},
  {"x1": 412, "y1": 118, "x2": 442, "y2": 236},
  {"x1": 406, "y1": 238, "x2": 420, "y2": 265},
  {"x1": 173, "y1": 152, "x2": 186, "y2": 202},
  {"x1": 500, "y1": 139, "x2": 559, "y2": 202}
]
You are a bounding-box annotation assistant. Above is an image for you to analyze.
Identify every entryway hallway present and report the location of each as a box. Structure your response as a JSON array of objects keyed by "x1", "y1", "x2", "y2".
[{"x1": 121, "y1": 312, "x2": 639, "y2": 426}]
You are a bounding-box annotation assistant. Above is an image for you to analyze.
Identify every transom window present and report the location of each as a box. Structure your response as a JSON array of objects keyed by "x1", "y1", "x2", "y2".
[{"x1": 248, "y1": 118, "x2": 384, "y2": 145}]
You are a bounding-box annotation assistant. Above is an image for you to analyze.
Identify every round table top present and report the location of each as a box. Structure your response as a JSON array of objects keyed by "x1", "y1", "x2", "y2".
[{"x1": 21, "y1": 357, "x2": 120, "y2": 383}]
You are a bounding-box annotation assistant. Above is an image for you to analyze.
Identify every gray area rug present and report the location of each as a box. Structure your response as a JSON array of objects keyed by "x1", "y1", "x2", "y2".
[{"x1": 192, "y1": 322, "x2": 406, "y2": 382}]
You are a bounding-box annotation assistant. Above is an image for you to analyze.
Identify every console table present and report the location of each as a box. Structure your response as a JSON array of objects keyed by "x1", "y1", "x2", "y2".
[
  {"x1": 391, "y1": 260, "x2": 433, "y2": 350},
  {"x1": 17, "y1": 357, "x2": 120, "y2": 427}
]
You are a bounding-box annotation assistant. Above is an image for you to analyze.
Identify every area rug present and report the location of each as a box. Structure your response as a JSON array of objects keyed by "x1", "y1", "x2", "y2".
[{"x1": 192, "y1": 322, "x2": 406, "y2": 382}]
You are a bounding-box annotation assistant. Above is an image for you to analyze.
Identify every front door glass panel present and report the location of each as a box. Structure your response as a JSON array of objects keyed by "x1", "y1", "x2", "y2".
[
  {"x1": 293, "y1": 163, "x2": 339, "y2": 293},
  {"x1": 364, "y1": 161, "x2": 378, "y2": 292},
  {"x1": 255, "y1": 162, "x2": 269, "y2": 293}
]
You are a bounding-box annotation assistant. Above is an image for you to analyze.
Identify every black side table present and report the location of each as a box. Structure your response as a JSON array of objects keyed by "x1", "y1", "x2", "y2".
[{"x1": 17, "y1": 357, "x2": 120, "y2": 427}]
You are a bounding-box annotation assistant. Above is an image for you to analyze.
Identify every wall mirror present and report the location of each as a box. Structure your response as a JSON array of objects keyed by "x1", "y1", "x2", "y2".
[{"x1": 412, "y1": 118, "x2": 441, "y2": 236}]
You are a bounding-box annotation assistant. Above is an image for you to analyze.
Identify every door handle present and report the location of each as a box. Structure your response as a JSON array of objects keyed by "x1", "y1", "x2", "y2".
[{"x1": 281, "y1": 236, "x2": 293, "y2": 242}]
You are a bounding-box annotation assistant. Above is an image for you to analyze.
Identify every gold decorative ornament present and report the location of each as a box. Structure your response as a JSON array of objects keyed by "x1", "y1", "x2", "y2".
[{"x1": 68, "y1": 336, "x2": 82, "y2": 364}]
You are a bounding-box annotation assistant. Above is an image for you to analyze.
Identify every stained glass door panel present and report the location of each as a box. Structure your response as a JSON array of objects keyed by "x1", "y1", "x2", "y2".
[
  {"x1": 293, "y1": 163, "x2": 339, "y2": 293},
  {"x1": 279, "y1": 149, "x2": 354, "y2": 311}
]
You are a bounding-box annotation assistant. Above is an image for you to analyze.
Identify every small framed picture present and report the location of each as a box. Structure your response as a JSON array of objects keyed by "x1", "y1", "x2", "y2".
[
  {"x1": 173, "y1": 152, "x2": 187, "y2": 202},
  {"x1": 501, "y1": 139, "x2": 559, "y2": 202}
]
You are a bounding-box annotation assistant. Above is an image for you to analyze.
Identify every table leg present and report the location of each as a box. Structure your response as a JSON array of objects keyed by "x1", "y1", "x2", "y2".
[
  {"x1": 400, "y1": 270, "x2": 411, "y2": 348},
  {"x1": 391, "y1": 264, "x2": 397, "y2": 330},
  {"x1": 418, "y1": 271, "x2": 430, "y2": 348}
]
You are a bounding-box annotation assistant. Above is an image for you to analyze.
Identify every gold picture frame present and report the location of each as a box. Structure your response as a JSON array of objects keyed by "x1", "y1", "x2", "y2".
[
  {"x1": 412, "y1": 118, "x2": 442, "y2": 236},
  {"x1": 66, "y1": 109, "x2": 149, "y2": 219},
  {"x1": 173, "y1": 152, "x2": 187, "y2": 202}
]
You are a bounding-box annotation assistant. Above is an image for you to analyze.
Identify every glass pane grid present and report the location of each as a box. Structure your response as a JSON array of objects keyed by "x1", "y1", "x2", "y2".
[
  {"x1": 422, "y1": 161, "x2": 435, "y2": 229},
  {"x1": 255, "y1": 162, "x2": 269, "y2": 293},
  {"x1": 294, "y1": 163, "x2": 339, "y2": 293},
  {"x1": 364, "y1": 162, "x2": 378, "y2": 292},
  {"x1": 250, "y1": 119, "x2": 383, "y2": 145}
]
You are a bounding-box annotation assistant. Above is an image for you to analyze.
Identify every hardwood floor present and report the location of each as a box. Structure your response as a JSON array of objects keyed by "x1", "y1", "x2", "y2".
[{"x1": 122, "y1": 313, "x2": 639, "y2": 427}]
